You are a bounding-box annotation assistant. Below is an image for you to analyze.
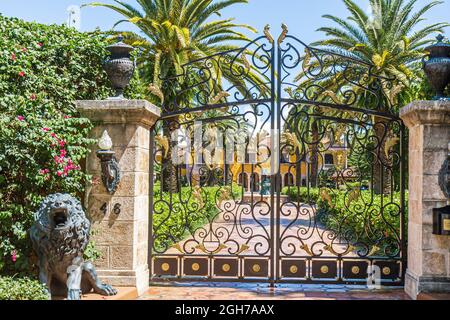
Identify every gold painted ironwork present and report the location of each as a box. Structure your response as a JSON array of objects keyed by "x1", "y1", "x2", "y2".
[
  {"x1": 191, "y1": 263, "x2": 200, "y2": 271},
  {"x1": 324, "y1": 244, "x2": 356, "y2": 256},
  {"x1": 384, "y1": 135, "x2": 400, "y2": 159},
  {"x1": 263, "y1": 24, "x2": 274, "y2": 44},
  {"x1": 290, "y1": 265, "x2": 298, "y2": 274},
  {"x1": 192, "y1": 187, "x2": 205, "y2": 208},
  {"x1": 171, "y1": 243, "x2": 184, "y2": 254},
  {"x1": 209, "y1": 91, "x2": 230, "y2": 105},
  {"x1": 241, "y1": 52, "x2": 251, "y2": 70},
  {"x1": 368, "y1": 245, "x2": 380, "y2": 256},
  {"x1": 195, "y1": 243, "x2": 227, "y2": 254},
  {"x1": 161, "y1": 263, "x2": 170, "y2": 272},
  {"x1": 320, "y1": 189, "x2": 332, "y2": 206},
  {"x1": 320, "y1": 265, "x2": 329, "y2": 274},
  {"x1": 237, "y1": 244, "x2": 250, "y2": 255},
  {"x1": 382, "y1": 267, "x2": 391, "y2": 275},
  {"x1": 252, "y1": 264, "x2": 261, "y2": 273},
  {"x1": 351, "y1": 266, "x2": 360, "y2": 275},
  {"x1": 300, "y1": 244, "x2": 314, "y2": 256},
  {"x1": 346, "y1": 188, "x2": 361, "y2": 207},
  {"x1": 277, "y1": 23, "x2": 288, "y2": 45},
  {"x1": 155, "y1": 135, "x2": 169, "y2": 158},
  {"x1": 222, "y1": 264, "x2": 231, "y2": 272},
  {"x1": 302, "y1": 48, "x2": 311, "y2": 70},
  {"x1": 148, "y1": 83, "x2": 164, "y2": 103},
  {"x1": 323, "y1": 90, "x2": 341, "y2": 104}
]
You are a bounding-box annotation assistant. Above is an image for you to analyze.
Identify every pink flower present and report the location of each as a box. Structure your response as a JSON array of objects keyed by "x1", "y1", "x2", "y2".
[
  {"x1": 42, "y1": 127, "x2": 50, "y2": 132},
  {"x1": 50, "y1": 132, "x2": 57, "y2": 138},
  {"x1": 60, "y1": 149, "x2": 67, "y2": 157},
  {"x1": 21, "y1": 47, "x2": 27, "y2": 53},
  {"x1": 39, "y1": 169, "x2": 50, "y2": 175},
  {"x1": 59, "y1": 140, "x2": 66, "y2": 148},
  {"x1": 57, "y1": 171, "x2": 63, "y2": 177},
  {"x1": 18, "y1": 71, "x2": 25, "y2": 77},
  {"x1": 30, "y1": 94, "x2": 37, "y2": 101},
  {"x1": 54, "y1": 155, "x2": 64, "y2": 164},
  {"x1": 17, "y1": 115, "x2": 25, "y2": 121},
  {"x1": 64, "y1": 115, "x2": 71, "y2": 119},
  {"x1": 11, "y1": 53, "x2": 16, "y2": 61},
  {"x1": 37, "y1": 42, "x2": 43, "y2": 47},
  {"x1": 11, "y1": 250, "x2": 17, "y2": 263}
]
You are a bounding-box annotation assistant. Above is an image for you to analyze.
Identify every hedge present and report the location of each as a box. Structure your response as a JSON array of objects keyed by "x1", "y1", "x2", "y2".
[
  {"x1": 0, "y1": 276, "x2": 48, "y2": 300},
  {"x1": 0, "y1": 15, "x2": 144, "y2": 275},
  {"x1": 152, "y1": 184, "x2": 240, "y2": 252}
]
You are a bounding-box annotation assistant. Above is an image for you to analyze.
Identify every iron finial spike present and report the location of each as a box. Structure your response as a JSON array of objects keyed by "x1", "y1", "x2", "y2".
[
  {"x1": 117, "y1": 34, "x2": 124, "y2": 42},
  {"x1": 278, "y1": 23, "x2": 289, "y2": 45},
  {"x1": 264, "y1": 24, "x2": 274, "y2": 44}
]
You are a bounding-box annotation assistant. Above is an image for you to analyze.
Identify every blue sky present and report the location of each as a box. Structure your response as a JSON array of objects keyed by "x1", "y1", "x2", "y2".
[{"x1": 0, "y1": 0, "x2": 449, "y2": 44}]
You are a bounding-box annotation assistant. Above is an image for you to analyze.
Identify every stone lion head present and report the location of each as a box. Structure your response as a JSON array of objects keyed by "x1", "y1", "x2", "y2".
[{"x1": 34, "y1": 193, "x2": 89, "y2": 235}]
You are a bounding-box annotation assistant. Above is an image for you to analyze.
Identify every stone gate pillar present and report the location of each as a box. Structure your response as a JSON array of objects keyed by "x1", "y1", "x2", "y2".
[
  {"x1": 76, "y1": 99, "x2": 160, "y2": 295},
  {"x1": 400, "y1": 100, "x2": 450, "y2": 300}
]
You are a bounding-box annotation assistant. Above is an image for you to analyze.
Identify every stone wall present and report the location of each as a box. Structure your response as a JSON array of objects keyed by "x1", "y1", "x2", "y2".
[{"x1": 400, "y1": 100, "x2": 450, "y2": 299}]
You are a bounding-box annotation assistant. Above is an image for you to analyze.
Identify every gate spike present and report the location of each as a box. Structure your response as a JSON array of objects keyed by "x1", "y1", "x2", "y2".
[
  {"x1": 264, "y1": 24, "x2": 274, "y2": 44},
  {"x1": 278, "y1": 23, "x2": 288, "y2": 45}
]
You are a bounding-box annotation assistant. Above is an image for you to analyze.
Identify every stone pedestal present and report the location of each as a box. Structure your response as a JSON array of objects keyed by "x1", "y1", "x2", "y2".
[
  {"x1": 400, "y1": 100, "x2": 450, "y2": 300},
  {"x1": 76, "y1": 99, "x2": 160, "y2": 296}
]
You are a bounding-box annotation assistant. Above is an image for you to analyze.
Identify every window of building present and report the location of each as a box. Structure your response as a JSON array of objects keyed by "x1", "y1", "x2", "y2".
[{"x1": 324, "y1": 154, "x2": 334, "y2": 165}]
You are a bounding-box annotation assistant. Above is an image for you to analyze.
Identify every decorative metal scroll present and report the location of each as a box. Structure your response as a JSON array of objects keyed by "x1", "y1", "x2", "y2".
[{"x1": 149, "y1": 26, "x2": 406, "y2": 285}]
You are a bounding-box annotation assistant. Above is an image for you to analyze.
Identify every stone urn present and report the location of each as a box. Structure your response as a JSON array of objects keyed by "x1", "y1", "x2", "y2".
[
  {"x1": 103, "y1": 35, "x2": 135, "y2": 99},
  {"x1": 423, "y1": 34, "x2": 450, "y2": 100}
]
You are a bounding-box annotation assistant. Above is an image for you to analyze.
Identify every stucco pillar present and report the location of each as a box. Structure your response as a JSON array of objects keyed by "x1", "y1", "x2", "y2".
[
  {"x1": 400, "y1": 100, "x2": 450, "y2": 299},
  {"x1": 76, "y1": 99, "x2": 160, "y2": 296}
]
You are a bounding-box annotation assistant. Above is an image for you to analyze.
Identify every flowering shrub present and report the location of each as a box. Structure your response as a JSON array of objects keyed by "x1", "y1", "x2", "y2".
[
  {"x1": 0, "y1": 15, "x2": 144, "y2": 275},
  {"x1": 0, "y1": 276, "x2": 48, "y2": 300}
]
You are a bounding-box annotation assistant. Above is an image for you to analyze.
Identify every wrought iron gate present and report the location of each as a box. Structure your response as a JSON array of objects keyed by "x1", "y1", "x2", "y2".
[{"x1": 149, "y1": 27, "x2": 406, "y2": 286}]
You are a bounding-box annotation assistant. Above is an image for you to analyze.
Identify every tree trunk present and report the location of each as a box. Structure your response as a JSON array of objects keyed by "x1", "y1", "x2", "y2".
[
  {"x1": 161, "y1": 119, "x2": 179, "y2": 193},
  {"x1": 310, "y1": 121, "x2": 320, "y2": 188}
]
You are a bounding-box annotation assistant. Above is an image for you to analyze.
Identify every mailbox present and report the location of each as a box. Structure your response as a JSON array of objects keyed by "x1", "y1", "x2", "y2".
[{"x1": 433, "y1": 206, "x2": 450, "y2": 235}]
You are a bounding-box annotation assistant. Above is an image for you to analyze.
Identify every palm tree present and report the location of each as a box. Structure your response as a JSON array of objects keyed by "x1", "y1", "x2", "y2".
[
  {"x1": 86, "y1": 0, "x2": 263, "y2": 192},
  {"x1": 300, "y1": 0, "x2": 449, "y2": 193}
]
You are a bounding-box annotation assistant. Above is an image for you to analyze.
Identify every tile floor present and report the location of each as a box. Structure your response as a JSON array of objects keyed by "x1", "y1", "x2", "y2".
[{"x1": 137, "y1": 282, "x2": 411, "y2": 300}]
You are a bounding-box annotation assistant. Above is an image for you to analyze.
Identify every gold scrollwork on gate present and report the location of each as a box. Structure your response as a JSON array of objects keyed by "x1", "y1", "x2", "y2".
[
  {"x1": 300, "y1": 244, "x2": 314, "y2": 256},
  {"x1": 237, "y1": 244, "x2": 250, "y2": 255}
]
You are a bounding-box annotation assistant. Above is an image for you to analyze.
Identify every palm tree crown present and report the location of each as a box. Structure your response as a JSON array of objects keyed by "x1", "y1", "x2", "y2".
[{"x1": 312, "y1": 0, "x2": 449, "y2": 107}]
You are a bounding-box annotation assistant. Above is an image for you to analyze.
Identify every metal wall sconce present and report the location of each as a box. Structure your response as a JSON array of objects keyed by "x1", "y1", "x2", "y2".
[{"x1": 96, "y1": 130, "x2": 121, "y2": 194}]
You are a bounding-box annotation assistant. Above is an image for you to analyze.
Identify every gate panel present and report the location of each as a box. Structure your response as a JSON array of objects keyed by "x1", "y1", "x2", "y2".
[
  {"x1": 150, "y1": 37, "x2": 278, "y2": 282},
  {"x1": 149, "y1": 31, "x2": 406, "y2": 285},
  {"x1": 274, "y1": 35, "x2": 406, "y2": 285}
]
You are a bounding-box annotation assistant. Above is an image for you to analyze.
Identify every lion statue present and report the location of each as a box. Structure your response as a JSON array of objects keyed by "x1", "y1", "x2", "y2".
[{"x1": 30, "y1": 193, "x2": 117, "y2": 300}]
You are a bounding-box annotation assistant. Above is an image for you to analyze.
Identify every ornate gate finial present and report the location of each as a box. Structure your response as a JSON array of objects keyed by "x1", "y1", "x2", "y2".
[
  {"x1": 278, "y1": 23, "x2": 289, "y2": 45},
  {"x1": 264, "y1": 24, "x2": 274, "y2": 44}
]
